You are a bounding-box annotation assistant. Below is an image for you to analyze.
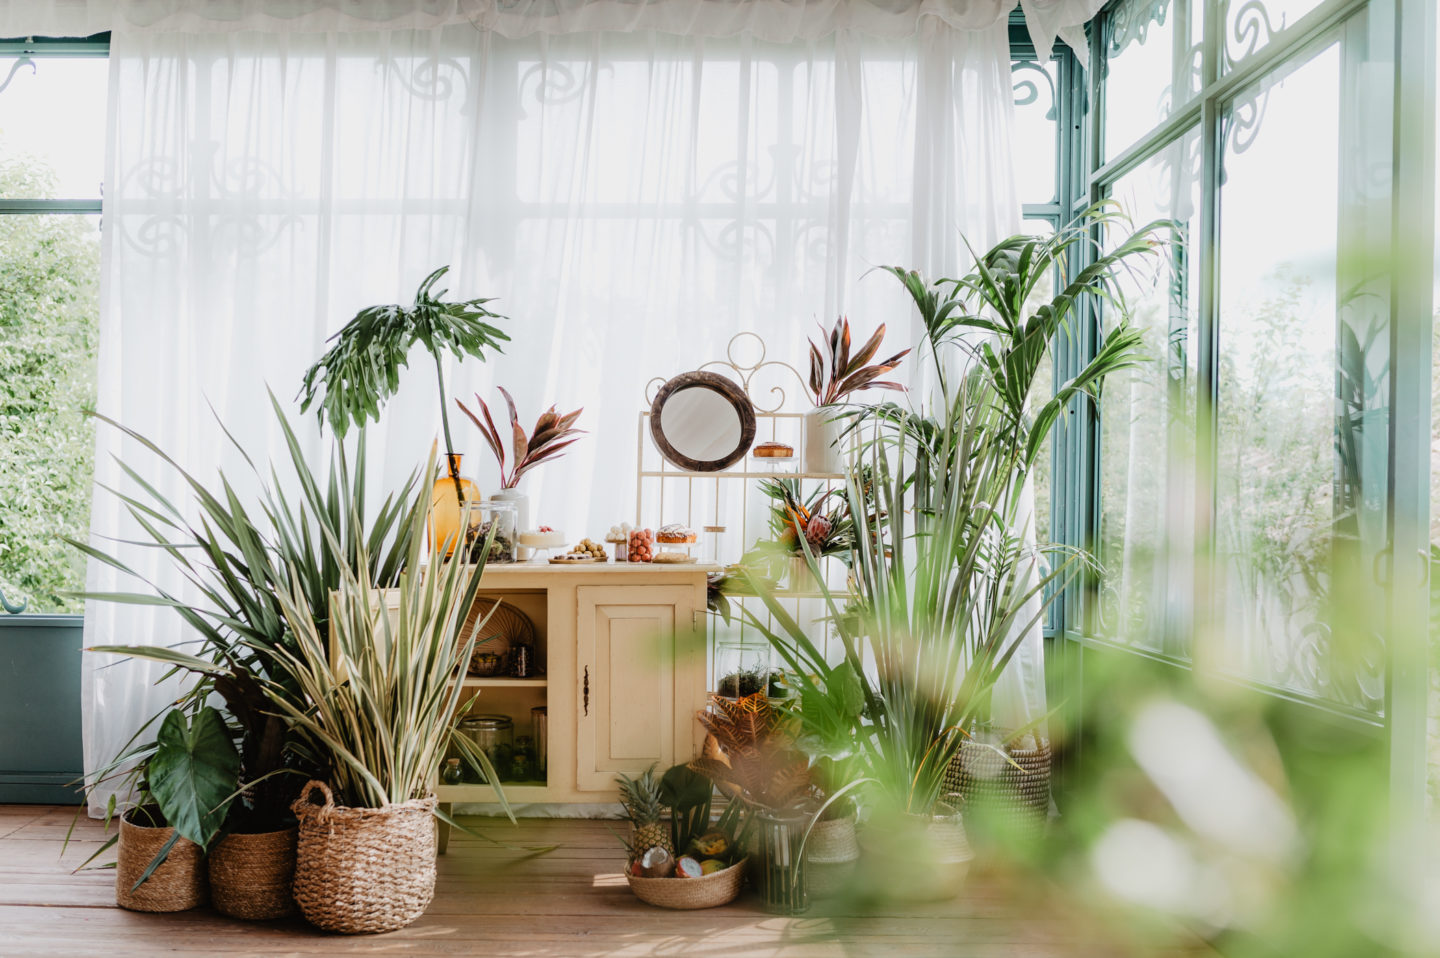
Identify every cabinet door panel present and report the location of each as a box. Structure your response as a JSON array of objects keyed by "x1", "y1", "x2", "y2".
[{"x1": 576, "y1": 585, "x2": 699, "y2": 791}]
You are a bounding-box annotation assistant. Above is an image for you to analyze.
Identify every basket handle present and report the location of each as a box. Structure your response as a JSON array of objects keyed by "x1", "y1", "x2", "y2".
[{"x1": 292, "y1": 779, "x2": 336, "y2": 818}]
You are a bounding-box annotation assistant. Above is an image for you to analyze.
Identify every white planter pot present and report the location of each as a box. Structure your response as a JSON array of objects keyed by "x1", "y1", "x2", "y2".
[
  {"x1": 803, "y1": 408, "x2": 845, "y2": 474},
  {"x1": 491, "y1": 488, "x2": 530, "y2": 558}
]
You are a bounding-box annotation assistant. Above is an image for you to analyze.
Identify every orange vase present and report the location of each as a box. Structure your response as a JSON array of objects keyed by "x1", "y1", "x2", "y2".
[{"x1": 429, "y1": 454, "x2": 481, "y2": 558}]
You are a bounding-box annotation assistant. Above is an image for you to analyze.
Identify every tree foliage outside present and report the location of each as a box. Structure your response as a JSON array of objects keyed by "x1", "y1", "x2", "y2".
[{"x1": 0, "y1": 155, "x2": 100, "y2": 613}]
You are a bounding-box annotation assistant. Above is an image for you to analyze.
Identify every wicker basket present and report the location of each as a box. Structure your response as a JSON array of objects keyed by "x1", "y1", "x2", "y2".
[
  {"x1": 463, "y1": 597, "x2": 535, "y2": 675},
  {"x1": 804, "y1": 814, "x2": 859, "y2": 898},
  {"x1": 627, "y1": 858, "x2": 747, "y2": 909},
  {"x1": 944, "y1": 736, "x2": 1051, "y2": 842},
  {"x1": 208, "y1": 827, "x2": 298, "y2": 920},
  {"x1": 290, "y1": 781, "x2": 438, "y2": 934},
  {"x1": 858, "y1": 809, "x2": 973, "y2": 902},
  {"x1": 115, "y1": 811, "x2": 207, "y2": 913}
]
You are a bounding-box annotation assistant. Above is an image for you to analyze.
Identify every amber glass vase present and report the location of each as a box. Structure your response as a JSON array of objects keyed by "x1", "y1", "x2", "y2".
[{"x1": 429, "y1": 454, "x2": 481, "y2": 558}]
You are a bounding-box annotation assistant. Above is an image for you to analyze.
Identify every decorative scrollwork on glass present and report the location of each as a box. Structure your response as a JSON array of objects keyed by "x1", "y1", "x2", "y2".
[
  {"x1": 1106, "y1": 0, "x2": 1173, "y2": 59},
  {"x1": 1224, "y1": 0, "x2": 1286, "y2": 71},
  {"x1": 0, "y1": 56, "x2": 35, "y2": 95},
  {"x1": 1219, "y1": 87, "x2": 1270, "y2": 184},
  {"x1": 376, "y1": 55, "x2": 470, "y2": 105},
  {"x1": 1011, "y1": 60, "x2": 1058, "y2": 122}
]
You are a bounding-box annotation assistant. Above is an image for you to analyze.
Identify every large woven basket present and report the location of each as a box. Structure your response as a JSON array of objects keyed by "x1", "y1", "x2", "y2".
[
  {"x1": 462, "y1": 597, "x2": 535, "y2": 675},
  {"x1": 116, "y1": 811, "x2": 207, "y2": 913},
  {"x1": 290, "y1": 781, "x2": 438, "y2": 934},
  {"x1": 627, "y1": 858, "x2": 747, "y2": 909},
  {"x1": 208, "y1": 827, "x2": 297, "y2": 920},
  {"x1": 944, "y1": 736, "x2": 1051, "y2": 842},
  {"x1": 804, "y1": 814, "x2": 859, "y2": 898}
]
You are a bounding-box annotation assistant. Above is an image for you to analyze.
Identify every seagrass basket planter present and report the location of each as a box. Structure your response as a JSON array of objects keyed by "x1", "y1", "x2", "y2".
[
  {"x1": 804, "y1": 813, "x2": 859, "y2": 898},
  {"x1": 290, "y1": 781, "x2": 438, "y2": 934},
  {"x1": 944, "y1": 735, "x2": 1051, "y2": 842},
  {"x1": 208, "y1": 827, "x2": 298, "y2": 920},
  {"x1": 115, "y1": 810, "x2": 207, "y2": 913}
]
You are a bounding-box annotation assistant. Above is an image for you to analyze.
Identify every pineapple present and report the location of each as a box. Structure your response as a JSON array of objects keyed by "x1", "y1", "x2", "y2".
[{"x1": 616, "y1": 765, "x2": 673, "y2": 861}]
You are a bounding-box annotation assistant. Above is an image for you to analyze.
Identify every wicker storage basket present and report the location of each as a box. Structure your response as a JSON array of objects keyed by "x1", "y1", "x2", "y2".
[
  {"x1": 944, "y1": 736, "x2": 1051, "y2": 841},
  {"x1": 626, "y1": 858, "x2": 747, "y2": 909},
  {"x1": 858, "y1": 809, "x2": 973, "y2": 902},
  {"x1": 290, "y1": 781, "x2": 438, "y2": 934},
  {"x1": 804, "y1": 814, "x2": 859, "y2": 898},
  {"x1": 462, "y1": 597, "x2": 535, "y2": 675},
  {"x1": 208, "y1": 827, "x2": 298, "y2": 920},
  {"x1": 115, "y1": 811, "x2": 207, "y2": 913}
]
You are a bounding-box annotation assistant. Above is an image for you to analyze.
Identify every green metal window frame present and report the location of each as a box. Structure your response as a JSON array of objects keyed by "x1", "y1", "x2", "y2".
[{"x1": 1050, "y1": 0, "x2": 1436, "y2": 817}]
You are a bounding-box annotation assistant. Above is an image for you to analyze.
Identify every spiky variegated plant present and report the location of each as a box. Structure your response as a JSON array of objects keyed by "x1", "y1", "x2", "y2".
[
  {"x1": 261, "y1": 447, "x2": 506, "y2": 818},
  {"x1": 297, "y1": 266, "x2": 508, "y2": 504},
  {"x1": 456, "y1": 387, "x2": 584, "y2": 490}
]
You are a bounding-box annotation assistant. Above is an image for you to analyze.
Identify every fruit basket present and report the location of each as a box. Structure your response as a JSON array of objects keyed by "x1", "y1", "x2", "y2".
[{"x1": 626, "y1": 857, "x2": 748, "y2": 910}]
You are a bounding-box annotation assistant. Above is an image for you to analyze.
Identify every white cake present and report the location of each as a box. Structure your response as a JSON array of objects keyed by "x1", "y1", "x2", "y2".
[{"x1": 518, "y1": 529, "x2": 566, "y2": 549}]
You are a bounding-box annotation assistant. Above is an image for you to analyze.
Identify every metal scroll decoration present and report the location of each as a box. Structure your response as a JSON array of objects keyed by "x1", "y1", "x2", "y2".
[{"x1": 0, "y1": 586, "x2": 26, "y2": 615}]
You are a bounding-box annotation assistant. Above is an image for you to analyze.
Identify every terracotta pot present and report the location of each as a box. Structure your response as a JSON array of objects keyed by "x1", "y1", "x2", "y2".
[
  {"x1": 115, "y1": 810, "x2": 207, "y2": 913},
  {"x1": 208, "y1": 827, "x2": 298, "y2": 920}
]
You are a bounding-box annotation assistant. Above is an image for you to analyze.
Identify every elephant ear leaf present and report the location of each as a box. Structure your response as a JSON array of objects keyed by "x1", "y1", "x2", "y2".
[{"x1": 148, "y1": 706, "x2": 241, "y2": 853}]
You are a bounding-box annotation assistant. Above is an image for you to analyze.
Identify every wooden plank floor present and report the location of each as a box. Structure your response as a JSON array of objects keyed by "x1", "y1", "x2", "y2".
[{"x1": 0, "y1": 805, "x2": 1218, "y2": 957}]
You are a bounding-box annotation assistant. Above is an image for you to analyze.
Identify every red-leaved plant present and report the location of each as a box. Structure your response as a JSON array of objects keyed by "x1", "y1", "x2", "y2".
[
  {"x1": 807, "y1": 316, "x2": 910, "y2": 406},
  {"x1": 457, "y1": 387, "x2": 584, "y2": 489}
]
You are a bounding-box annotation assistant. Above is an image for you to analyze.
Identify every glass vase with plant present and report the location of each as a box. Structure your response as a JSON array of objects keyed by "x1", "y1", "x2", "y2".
[{"x1": 297, "y1": 266, "x2": 508, "y2": 555}]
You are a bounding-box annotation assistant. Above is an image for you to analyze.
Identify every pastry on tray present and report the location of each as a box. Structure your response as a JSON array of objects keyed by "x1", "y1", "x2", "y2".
[
  {"x1": 652, "y1": 550, "x2": 696, "y2": 564},
  {"x1": 656, "y1": 523, "x2": 697, "y2": 544},
  {"x1": 605, "y1": 523, "x2": 633, "y2": 544},
  {"x1": 752, "y1": 441, "x2": 795, "y2": 458},
  {"x1": 518, "y1": 526, "x2": 566, "y2": 549},
  {"x1": 571, "y1": 537, "x2": 607, "y2": 559},
  {"x1": 550, "y1": 552, "x2": 598, "y2": 563}
]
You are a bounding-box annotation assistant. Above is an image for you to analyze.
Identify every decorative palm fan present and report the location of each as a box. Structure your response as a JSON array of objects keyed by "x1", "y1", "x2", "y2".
[{"x1": 460, "y1": 597, "x2": 536, "y2": 676}]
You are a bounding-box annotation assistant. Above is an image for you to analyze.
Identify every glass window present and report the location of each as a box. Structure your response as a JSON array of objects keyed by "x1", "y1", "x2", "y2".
[
  {"x1": 1098, "y1": 128, "x2": 1201, "y2": 652},
  {"x1": 1012, "y1": 59, "x2": 1059, "y2": 205},
  {"x1": 1102, "y1": 0, "x2": 1203, "y2": 160},
  {"x1": 1221, "y1": 0, "x2": 1328, "y2": 74},
  {"x1": 0, "y1": 50, "x2": 107, "y2": 613}
]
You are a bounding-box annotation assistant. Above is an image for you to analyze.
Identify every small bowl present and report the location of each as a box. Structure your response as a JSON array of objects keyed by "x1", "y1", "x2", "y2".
[{"x1": 468, "y1": 651, "x2": 506, "y2": 677}]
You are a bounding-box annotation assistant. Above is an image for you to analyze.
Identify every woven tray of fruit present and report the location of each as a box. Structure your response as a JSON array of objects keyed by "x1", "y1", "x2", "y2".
[{"x1": 617, "y1": 765, "x2": 747, "y2": 910}]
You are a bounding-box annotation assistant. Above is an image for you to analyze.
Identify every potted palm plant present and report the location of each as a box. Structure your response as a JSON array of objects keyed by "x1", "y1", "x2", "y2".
[
  {"x1": 298, "y1": 265, "x2": 508, "y2": 557},
  {"x1": 738, "y1": 206, "x2": 1171, "y2": 895},
  {"x1": 803, "y1": 316, "x2": 908, "y2": 473}
]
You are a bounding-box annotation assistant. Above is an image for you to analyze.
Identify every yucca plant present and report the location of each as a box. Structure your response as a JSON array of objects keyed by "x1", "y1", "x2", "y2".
[
  {"x1": 297, "y1": 265, "x2": 508, "y2": 505},
  {"x1": 75, "y1": 394, "x2": 422, "y2": 835},
  {"x1": 260, "y1": 448, "x2": 506, "y2": 821},
  {"x1": 807, "y1": 316, "x2": 909, "y2": 407},
  {"x1": 456, "y1": 387, "x2": 585, "y2": 489}
]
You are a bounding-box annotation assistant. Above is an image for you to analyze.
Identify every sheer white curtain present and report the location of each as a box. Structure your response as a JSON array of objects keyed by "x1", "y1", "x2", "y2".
[{"x1": 70, "y1": 8, "x2": 1050, "y2": 813}]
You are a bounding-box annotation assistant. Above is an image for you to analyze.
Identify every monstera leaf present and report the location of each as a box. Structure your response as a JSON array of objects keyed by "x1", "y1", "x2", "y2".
[{"x1": 148, "y1": 706, "x2": 241, "y2": 851}]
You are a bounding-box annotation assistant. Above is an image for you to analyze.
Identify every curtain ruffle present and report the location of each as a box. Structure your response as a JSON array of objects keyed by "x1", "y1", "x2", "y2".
[{"x1": 1, "y1": 0, "x2": 1097, "y2": 62}]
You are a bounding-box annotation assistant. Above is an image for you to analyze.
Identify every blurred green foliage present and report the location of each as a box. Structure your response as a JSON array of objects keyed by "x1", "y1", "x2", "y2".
[{"x1": 0, "y1": 155, "x2": 100, "y2": 613}]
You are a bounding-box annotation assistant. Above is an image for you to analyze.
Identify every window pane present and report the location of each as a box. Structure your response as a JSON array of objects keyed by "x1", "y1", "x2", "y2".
[
  {"x1": 1022, "y1": 218, "x2": 1057, "y2": 549},
  {"x1": 1012, "y1": 60, "x2": 1058, "y2": 206},
  {"x1": 1221, "y1": 0, "x2": 1327, "y2": 74},
  {"x1": 0, "y1": 212, "x2": 100, "y2": 613},
  {"x1": 1102, "y1": 0, "x2": 1202, "y2": 161},
  {"x1": 1098, "y1": 127, "x2": 1200, "y2": 651},
  {"x1": 0, "y1": 57, "x2": 108, "y2": 200},
  {"x1": 1215, "y1": 34, "x2": 1389, "y2": 712}
]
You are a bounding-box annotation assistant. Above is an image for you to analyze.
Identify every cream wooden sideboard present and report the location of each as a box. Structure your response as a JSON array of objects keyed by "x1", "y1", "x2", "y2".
[{"x1": 434, "y1": 561, "x2": 716, "y2": 820}]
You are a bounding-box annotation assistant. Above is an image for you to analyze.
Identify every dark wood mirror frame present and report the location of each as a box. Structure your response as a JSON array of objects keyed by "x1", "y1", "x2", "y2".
[{"x1": 648, "y1": 371, "x2": 757, "y2": 472}]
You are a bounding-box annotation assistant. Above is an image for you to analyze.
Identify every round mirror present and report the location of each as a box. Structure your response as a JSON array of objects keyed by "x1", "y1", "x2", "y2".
[{"x1": 649, "y1": 371, "x2": 756, "y2": 472}]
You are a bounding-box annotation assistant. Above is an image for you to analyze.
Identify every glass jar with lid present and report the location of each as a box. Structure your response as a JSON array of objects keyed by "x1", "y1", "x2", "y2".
[{"x1": 456, "y1": 714, "x2": 514, "y2": 782}]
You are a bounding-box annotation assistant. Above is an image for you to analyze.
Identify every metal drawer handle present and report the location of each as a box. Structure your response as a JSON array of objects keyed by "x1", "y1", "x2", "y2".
[{"x1": 583, "y1": 666, "x2": 589, "y2": 716}]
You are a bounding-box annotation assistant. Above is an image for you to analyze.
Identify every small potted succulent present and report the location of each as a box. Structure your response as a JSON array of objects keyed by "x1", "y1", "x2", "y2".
[{"x1": 803, "y1": 316, "x2": 908, "y2": 473}]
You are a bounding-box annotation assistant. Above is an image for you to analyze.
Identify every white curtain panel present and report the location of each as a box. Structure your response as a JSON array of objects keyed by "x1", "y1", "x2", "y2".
[{"x1": 62, "y1": 3, "x2": 1085, "y2": 814}]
